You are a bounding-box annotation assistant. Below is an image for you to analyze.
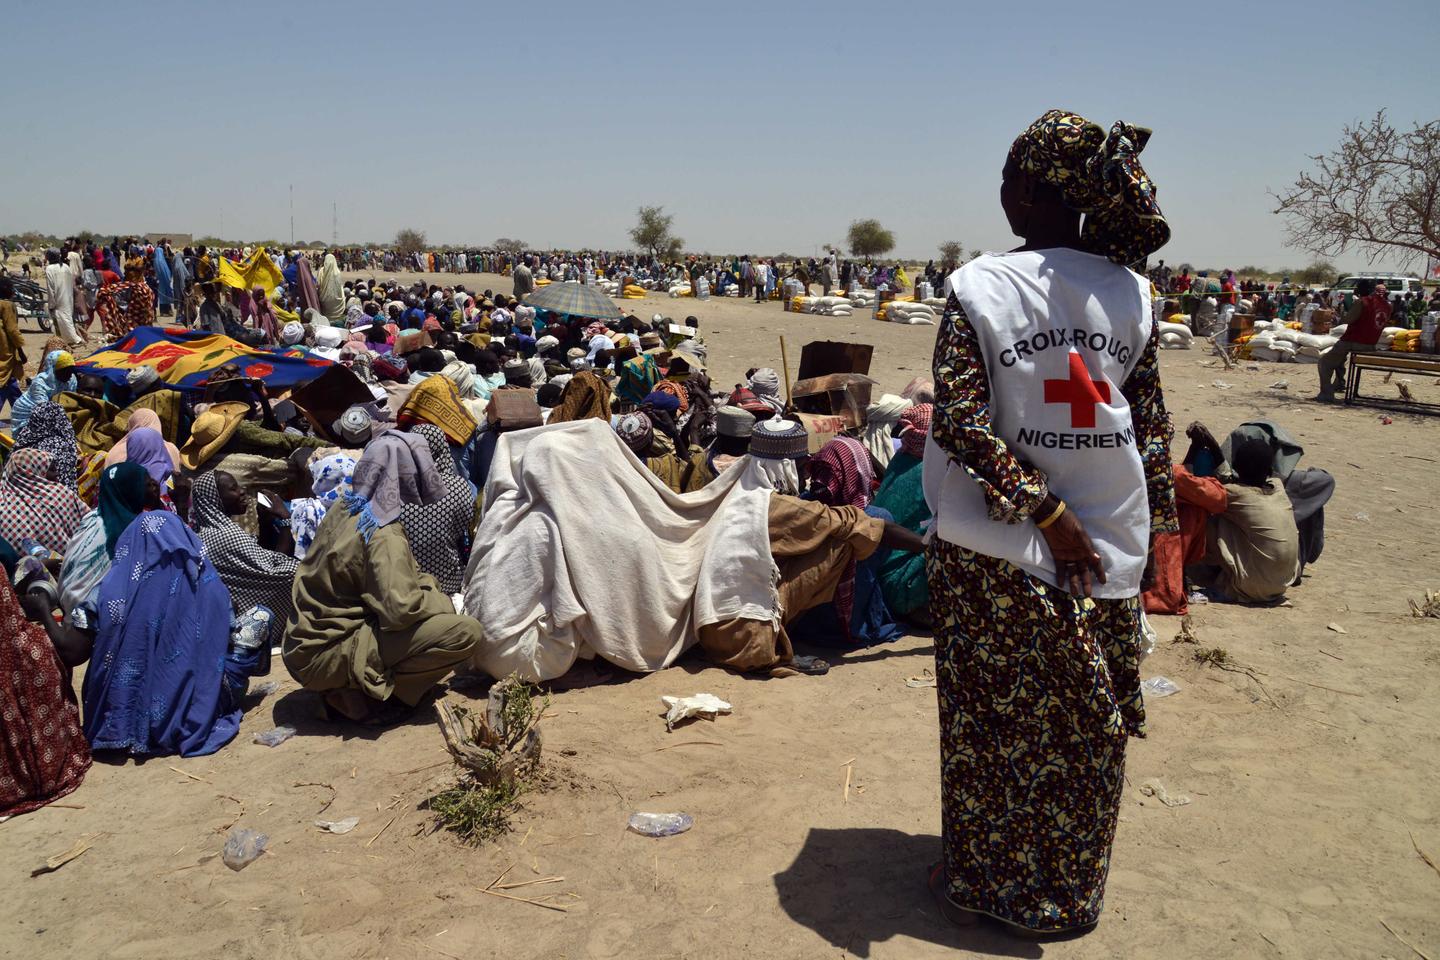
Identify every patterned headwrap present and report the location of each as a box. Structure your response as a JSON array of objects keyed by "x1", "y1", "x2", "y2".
[
  {"x1": 549, "y1": 371, "x2": 613, "y2": 424},
  {"x1": 806, "y1": 436, "x2": 874, "y2": 509},
  {"x1": 0, "y1": 448, "x2": 88, "y2": 553},
  {"x1": 396, "y1": 375, "x2": 478, "y2": 446},
  {"x1": 1009, "y1": 109, "x2": 1169, "y2": 266},
  {"x1": 895, "y1": 403, "x2": 933, "y2": 460},
  {"x1": 615, "y1": 412, "x2": 655, "y2": 455},
  {"x1": 344, "y1": 430, "x2": 446, "y2": 541},
  {"x1": 13, "y1": 401, "x2": 80, "y2": 491},
  {"x1": 649, "y1": 379, "x2": 688, "y2": 414}
]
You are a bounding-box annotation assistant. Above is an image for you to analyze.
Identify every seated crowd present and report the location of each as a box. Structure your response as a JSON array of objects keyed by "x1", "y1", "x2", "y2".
[{"x1": 0, "y1": 265, "x2": 943, "y2": 819}]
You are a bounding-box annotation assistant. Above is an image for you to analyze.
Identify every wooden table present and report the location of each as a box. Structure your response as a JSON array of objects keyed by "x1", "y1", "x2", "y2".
[{"x1": 1345, "y1": 351, "x2": 1440, "y2": 413}]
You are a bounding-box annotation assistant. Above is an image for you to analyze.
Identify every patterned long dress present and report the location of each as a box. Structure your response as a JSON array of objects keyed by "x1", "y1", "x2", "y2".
[{"x1": 926, "y1": 297, "x2": 1176, "y2": 933}]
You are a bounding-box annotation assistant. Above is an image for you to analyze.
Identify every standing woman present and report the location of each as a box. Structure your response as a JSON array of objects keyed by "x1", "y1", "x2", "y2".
[
  {"x1": 318, "y1": 252, "x2": 346, "y2": 325},
  {"x1": 924, "y1": 110, "x2": 1177, "y2": 936}
]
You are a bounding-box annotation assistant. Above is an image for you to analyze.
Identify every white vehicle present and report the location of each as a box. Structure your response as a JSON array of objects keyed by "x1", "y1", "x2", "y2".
[{"x1": 1333, "y1": 273, "x2": 1424, "y2": 296}]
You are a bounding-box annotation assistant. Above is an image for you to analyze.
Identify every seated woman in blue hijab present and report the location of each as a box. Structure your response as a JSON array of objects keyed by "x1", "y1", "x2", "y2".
[{"x1": 81, "y1": 510, "x2": 246, "y2": 758}]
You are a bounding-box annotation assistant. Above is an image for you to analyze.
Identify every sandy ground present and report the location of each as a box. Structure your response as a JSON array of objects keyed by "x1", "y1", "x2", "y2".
[{"x1": 2, "y1": 269, "x2": 1439, "y2": 960}]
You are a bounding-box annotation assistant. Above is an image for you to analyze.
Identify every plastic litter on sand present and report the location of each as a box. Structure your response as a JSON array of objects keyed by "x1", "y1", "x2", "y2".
[
  {"x1": 253, "y1": 725, "x2": 297, "y2": 747},
  {"x1": 1141, "y1": 677, "x2": 1181, "y2": 699},
  {"x1": 628, "y1": 812, "x2": 694, "y2": 837},
  {"x1": 660, "y1": 694, "x2": 731, "y2": 731},
  {"x1": 222, "y1": 828, "x2": 268, "y2": 870},
  {"x1": 314, "y1": 817, "x2": 360, "y2": 835}
]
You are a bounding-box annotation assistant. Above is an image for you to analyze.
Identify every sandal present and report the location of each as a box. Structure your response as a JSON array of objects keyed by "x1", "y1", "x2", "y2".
[
  {"x1": 789, "y1": 655, "x2": 830, "y2": 676},
  {"x1": 927, "y1": 863, "x2": 979, "y2": 927}
]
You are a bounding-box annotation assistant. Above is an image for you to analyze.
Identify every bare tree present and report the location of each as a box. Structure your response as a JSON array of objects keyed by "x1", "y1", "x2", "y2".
[
  {"x1": 394, "y1": 228, "x2": 427, "y2": 258},
  {"x1": 494, "y1": 237, "x2": 528, "y2": 255},
  {"x1": 938, "y1": 240, "x2": 964, "y2": 272},
  {"x1": 1273, "y1": 111, "x2": 1440, "y2": 268}
]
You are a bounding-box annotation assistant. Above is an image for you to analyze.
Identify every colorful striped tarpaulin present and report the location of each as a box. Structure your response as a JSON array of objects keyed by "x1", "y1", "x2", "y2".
[{"x1": 75, "y1": 326, "x2": 333, "y2": 394}]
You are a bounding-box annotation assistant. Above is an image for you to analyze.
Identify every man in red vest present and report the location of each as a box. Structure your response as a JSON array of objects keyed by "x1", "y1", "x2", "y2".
[{"x1": 1317, "y1": 279, "x2": 1391, "y2": 401}]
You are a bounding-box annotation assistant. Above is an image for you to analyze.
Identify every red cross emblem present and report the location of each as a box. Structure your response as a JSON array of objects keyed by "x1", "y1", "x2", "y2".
[{"x1": 1044, "y1": 351, "x2": 1111, "y2": 428}]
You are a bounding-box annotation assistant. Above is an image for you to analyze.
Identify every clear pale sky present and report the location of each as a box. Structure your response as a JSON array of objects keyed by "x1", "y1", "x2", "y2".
[{"x1": 3, "y1": 0, "x2": 1437, "y2": 273}]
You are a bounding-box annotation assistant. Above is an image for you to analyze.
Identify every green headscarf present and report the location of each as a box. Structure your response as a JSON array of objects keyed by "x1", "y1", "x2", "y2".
[
  {"x1": 98, "y1": 462, "x2": 149, "y2": 557},
  {"x1": 1009, "y1": 108, "x2": 1170, "y2": 266}
]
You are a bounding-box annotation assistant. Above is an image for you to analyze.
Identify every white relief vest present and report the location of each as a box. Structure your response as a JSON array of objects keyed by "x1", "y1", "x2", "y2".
[{"x1": 923, "y1": 249, "x2": 1153, "y2": 598}]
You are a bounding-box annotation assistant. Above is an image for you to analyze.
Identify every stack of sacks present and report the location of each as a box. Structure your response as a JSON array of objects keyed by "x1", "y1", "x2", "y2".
[
  {"x1": 1247, "y1": 323, "x2": 1296, "y2": 362},
  {"x1": 622, "y1": 284, "x2": 647, "y2": 299},
  {"x1": 1376, "y1": 326, "x2": 1406, "y2": 351},
  {"x1": 536, "y1": 278, "x2": 552, "y2": 287},
  {"x1": 1294, "y1": 331, "x2": 1338, "y2": 364},
  {"x1": 849, "y1": 289, "x2": 878, "y2": 308},
  {"x1": 806, "y1": 296, "x2": 853, "y2": 317},
  {"x1": 1389, "y1": 329, "x2": 1422, "y2": 353},
  {"x1": 1157, "y1": 320, "x2": 1194, "y2": 350},
  {"x1": 791, "y1": 296, "x2": 812, "y2": 312},
  {"x1": 878, "y1": 301, "x2": 938, "y2": 325},
  {"x1": 668, "y1": 283, "x2": 693, "y2": 298},
  {"x1": 921, "y1": 297, "x2": 947, "y2": 310},
  {"x1": 598, "y1": 279, "x2": 621, "y2": 295}
]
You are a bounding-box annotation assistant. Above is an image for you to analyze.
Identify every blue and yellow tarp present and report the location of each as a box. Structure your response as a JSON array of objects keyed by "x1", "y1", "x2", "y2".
[{"x1": 76, "y1": 326, "x2": 333, "y2": 394}]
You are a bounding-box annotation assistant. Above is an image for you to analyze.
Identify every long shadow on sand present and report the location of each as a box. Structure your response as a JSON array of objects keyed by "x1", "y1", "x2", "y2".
[{"x1": 773, "y1": 827, "x2": 1041, "y2": 959}]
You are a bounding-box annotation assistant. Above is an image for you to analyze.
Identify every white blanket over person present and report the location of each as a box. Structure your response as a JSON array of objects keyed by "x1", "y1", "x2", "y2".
[{"x1": 462, "y1": 419, "x2": 779, "y2": 681}]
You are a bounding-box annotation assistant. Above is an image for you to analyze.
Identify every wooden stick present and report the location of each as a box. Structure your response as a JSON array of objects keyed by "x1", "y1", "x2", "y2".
[
  {"x1": 842, "y1": 760, "x2": 854, "y2": 805},
  {"x1": 1411, "y1": 830, "x2": 1440, "y2": 881},
  {"x1": 1379, "y1": 918, "x2": 1433, "y2": 960},
  {"x1": 655, "y1": 741, "x2": 724, "y2": 752},
  {"x1": 365, "y1": 814, "x2": 397, "y2": 848},
  {"x1": 1283, "y1": 676, "x2": 1363, "y2": 697},
  {"x1": 216, "y1": 795, "x2": 246, "y2": 833},
  {"x1": 294, "y1": 781, "x2": 337, "y2": 815},
  {"x1": 779, "y1": 336, "x2": 792, "y2": 406},
  {"x1": 34, "y1": 833, "x2": 104, "y2": 875},
  {"x1": 168, "y1": 765, "x2": 211, "y2": 784},
  {"x1": 397, "y1": 760, "x2": 450, "y2": 776},
  {"x1": 494, "y1": 877, "x2": 564, "y2": 891},
  {"x1": 1318, "y1": 649, "x2": 1344, "y2": 661},
  {"x1": 480, "y1": 887, "x2": 568, "y2": 912},
  {"x1": 489, "y1": 862, "x2": 517, "y2": 890}
]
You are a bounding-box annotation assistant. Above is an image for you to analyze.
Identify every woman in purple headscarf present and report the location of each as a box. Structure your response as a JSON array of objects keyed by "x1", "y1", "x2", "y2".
[{"x1": 119, "y1": 428, "x2": 176, "y2": 487}]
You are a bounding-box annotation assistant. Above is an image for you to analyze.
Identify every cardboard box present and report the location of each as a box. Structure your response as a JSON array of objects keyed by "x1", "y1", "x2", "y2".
[
  {"x1": 792, "y1": 374, "x2": 877, "y2": 430},
  {"x1": 793, "y1": 412, "x2": 846, "y2": 454}
]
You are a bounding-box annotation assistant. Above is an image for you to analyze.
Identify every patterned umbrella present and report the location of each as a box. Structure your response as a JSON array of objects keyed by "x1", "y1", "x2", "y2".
[{"x1": 523, "y1": 281, "x2": 623, "y2": 321}]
